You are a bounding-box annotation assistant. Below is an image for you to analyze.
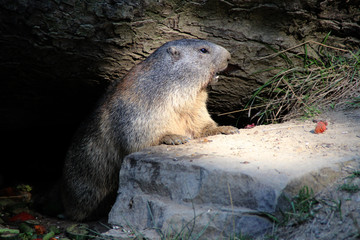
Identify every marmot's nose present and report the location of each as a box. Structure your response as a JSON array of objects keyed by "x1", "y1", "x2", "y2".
[
  {"x1": 222, "y1": 49, "x2": 231, "y2": 65},
  {"x1": 216, "y1": 44, "x2": 231, "y2": 61},
  {"x1": 225, "y1": 50, "x2": 231, "y2": 62}
]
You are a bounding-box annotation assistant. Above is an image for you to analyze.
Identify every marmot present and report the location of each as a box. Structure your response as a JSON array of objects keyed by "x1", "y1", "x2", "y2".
[{"x1": 62, "y1": 39, "x2": 239, "y2": 221}]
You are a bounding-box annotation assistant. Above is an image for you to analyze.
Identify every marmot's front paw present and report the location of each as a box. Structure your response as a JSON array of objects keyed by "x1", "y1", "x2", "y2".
[
  {"x1": 216, "y1": 126, "x2": 240, "y2": 135},
  {"x1": 161, "y1": 134, "x2": 190, "y2": 145},
  {"x1": 203, "y1": 126, "x2": 239, "y2": 136}
]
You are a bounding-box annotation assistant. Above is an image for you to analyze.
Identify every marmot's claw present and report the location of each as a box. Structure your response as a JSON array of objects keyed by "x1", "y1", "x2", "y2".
[
  {"x1": 216, "y1": 126, "x2": 240, "y2": 135},
  {"x1": 161, "y1": 134, "x2": 190, "y2": 145}
]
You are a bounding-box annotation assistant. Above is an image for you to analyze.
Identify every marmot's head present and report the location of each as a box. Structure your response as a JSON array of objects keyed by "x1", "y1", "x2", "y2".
[
  {"x1": 164, "y1": 39, "x2": 230, "y2": 72},
  {"x1": 146, "y1": 39, "x2": 231, "y2": 92}
]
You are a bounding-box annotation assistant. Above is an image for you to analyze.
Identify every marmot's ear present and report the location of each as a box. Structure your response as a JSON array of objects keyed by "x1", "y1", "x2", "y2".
[{"x1": 167, "y1": 46, "x2": 181, "y2": 60}]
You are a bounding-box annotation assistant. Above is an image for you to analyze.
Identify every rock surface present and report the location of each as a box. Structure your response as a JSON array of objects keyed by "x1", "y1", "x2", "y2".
[{"x1": 108, "y1": 109, "x2": 360, "y2": 238}]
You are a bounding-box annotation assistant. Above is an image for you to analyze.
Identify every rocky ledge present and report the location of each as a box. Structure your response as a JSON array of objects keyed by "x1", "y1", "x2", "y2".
[{"x1": 107, "y1": 109, "x2": 360, "y2": 239}]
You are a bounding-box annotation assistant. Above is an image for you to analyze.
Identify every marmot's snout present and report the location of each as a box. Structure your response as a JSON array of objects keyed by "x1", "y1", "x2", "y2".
[{"x1": 217, "y1": 48, "x2": 231, "y2": 73}]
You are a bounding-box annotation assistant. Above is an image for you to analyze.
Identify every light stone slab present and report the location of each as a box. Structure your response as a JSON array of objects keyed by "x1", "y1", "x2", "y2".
[{"x1": 108, "y1": 109, "x2": 360, "y2": 238}]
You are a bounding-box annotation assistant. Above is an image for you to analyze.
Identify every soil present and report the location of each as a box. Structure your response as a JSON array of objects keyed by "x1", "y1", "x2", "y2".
[
  {"x1": 1, "y1": 108, "x2": 359, "y2": 240},
  {"x1": 270, "y1": 173, "x2": 360, "y2": 240}
]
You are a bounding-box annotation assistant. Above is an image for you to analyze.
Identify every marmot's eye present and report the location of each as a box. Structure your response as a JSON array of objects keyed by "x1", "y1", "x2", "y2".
[{"x1": 200, "y1": 48, "x2": 209, "y2": 54}]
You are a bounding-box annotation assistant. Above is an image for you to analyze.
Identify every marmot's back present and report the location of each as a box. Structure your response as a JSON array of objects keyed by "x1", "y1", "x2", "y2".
[{"x1": 62, "y1": 39, "x2": 238, "y2": 221}]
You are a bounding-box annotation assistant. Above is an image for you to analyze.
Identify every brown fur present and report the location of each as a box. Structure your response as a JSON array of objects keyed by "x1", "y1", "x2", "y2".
[{"x1": 62, "y1": 39, "x2": 239, "y2": 221}]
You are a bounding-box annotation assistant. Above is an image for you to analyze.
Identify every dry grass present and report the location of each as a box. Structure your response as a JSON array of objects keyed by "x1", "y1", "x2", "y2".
[{"x1": 246, "y1": 34, "x2": 360, "y2": 124}]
